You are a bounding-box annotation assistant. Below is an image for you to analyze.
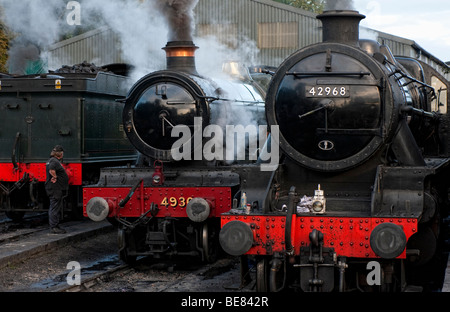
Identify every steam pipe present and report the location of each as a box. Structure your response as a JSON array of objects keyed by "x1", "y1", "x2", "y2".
[
  {"x1": 285, "y1": 186, "x2": 296, "y2": 255},
  {"x1": 400, "y1": 105, "x2": 438, "y2": 120},
  {"x1": 269, "y1": 257, "x2": 286, "y2": 292},
  {"x1": 391, "y1": 119, "x2": 426, "y2": 166},
  {"x1": 119, "y1": 179, "x2": 143, "y2": 208}
]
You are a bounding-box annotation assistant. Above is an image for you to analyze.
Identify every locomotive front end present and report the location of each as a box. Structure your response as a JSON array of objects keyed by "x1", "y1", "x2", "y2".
[
  {"x1": 122, "y1": 41, "x2": 265, "y2": 162},
  {"x1": 220, "y1": 10, "x2": 450, "y2": 292},
  {"x1": 267, "y1": 10, "x2": 402, "y2": 172},
  {"x1": 123, "y1": 41, "x2": 208, "y2": 161},
  {"x1": 83, "y1": 40, "x2": 268, "y2": 263}
]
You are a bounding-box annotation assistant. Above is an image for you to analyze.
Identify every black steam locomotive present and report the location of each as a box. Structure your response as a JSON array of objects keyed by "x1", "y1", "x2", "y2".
[
  {"x1": 83, "y1": 41, "x2": 270, "y2": 263},
  {"x1": 0, "y1": 64, "x2": 137, "y2": 221},
  {"x1": 220, "y1": 10, "x2": 450, "y2": 292}
]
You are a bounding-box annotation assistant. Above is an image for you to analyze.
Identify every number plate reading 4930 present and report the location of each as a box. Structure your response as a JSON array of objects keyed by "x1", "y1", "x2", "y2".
[{"x1": 306, "y1": 86, "x2": 350, "y2": 98}]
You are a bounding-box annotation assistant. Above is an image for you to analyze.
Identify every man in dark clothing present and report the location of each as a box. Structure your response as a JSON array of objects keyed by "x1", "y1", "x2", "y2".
[{"x1": 45, "y1": 145, "x2": 69, "y2": 234}]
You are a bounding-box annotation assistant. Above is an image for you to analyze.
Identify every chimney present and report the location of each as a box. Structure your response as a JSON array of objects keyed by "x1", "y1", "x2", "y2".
[
  {"x1": 317, "y1": 10, "x2": 365, "y2": 47},
  {"x1": 163, "y1": 41, "x2": 199, "y2": 75}
]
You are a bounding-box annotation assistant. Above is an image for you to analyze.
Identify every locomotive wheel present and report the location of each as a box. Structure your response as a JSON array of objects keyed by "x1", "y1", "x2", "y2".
[
  {"x1": 269, "y1": 258, "x2": 286, "y2": 292},
  {"x1": 201, "y1": 222, "x2": 218, "y2": 263},
  {"x1": 256, "y1": 257, "x2": 286, "y2": 292},
  {"x1": 119, "y1": 248, "x2": 137, "y2": 265},
  {"x1": 405, "y1": 212, "x2": 449, "y2": 290},
  {"x1": 118, "y1": 228, "x2": 137, "y2": 265},
  {"x1": 256, "y1": 258, "x2": 270, "y2": 292},
  {"x1": 4, "y1": 184, "x2": 28, "y2": 221}
]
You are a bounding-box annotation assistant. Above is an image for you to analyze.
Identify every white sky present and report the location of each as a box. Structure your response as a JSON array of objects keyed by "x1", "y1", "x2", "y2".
[{"x1": 353, "y1": 0, "x2": 450, "y2": 61}]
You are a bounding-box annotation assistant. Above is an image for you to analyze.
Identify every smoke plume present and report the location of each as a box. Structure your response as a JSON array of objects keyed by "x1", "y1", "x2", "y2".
[{"x1": 152, "y1": 0, "x2": 199, "y2": 42}]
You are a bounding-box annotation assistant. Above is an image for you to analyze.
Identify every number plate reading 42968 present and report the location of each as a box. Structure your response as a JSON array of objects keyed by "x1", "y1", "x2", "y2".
[{"x1": 306, "y1": 85, "x2": 350, "y2": 98}]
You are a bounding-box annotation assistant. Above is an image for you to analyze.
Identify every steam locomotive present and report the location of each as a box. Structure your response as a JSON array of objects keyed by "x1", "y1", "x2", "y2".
[
  {"x1": 0, "y1": 64, "x2": 137, "y2": 221},
  {"x1": 83, "y1": 41, "x2": 270, "y2": 263},
  {"x1": 219, "y1": 10, "x2": 450, "y2": 292}
]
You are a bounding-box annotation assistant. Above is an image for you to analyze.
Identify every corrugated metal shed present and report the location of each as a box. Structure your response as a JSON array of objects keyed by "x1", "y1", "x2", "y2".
[
  {"x1": 46, "y1": 0, "x2": 449, "y2": 79},
  {"x1": 48, "y1": 26, "x2": 123, "y2": 69},
  {"x1": 194, "y1": 0, "x2": 321, "y2": 66},
  {"x1": 377, "y1": 30, "x2": 449, "y2": 78}
]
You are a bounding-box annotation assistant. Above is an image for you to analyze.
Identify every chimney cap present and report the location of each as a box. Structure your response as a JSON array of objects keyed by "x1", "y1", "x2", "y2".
[
  {"x1": 317, "y1": 10, "x2": 366, "y2": 19},
  {"x1": 162, "y1": 41, "x2": 199, "y2": 75},
  {"x1": 163, "y1": 41, "x2": 199, "y2": 50}
]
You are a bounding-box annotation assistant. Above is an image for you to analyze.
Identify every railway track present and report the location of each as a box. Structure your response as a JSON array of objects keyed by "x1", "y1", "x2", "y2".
[
  {"x1": 59, "y1": 262, "x2": 132, "y2": 292},
  {"x1": 0, "y1": 216, "x2": 252, "y2": 293},
  {"x1": 0, "y1": 212, "x2": 49, "y2": 243},
  {"x1": 0, "y1": 214, "x2": 448, "y2": 294},
  {"x1": 0, "y1": 218, "x2": 115, "y2": 289},
  {"x1": 58, "y1": 256, "x2": 246, "y2": 293}
]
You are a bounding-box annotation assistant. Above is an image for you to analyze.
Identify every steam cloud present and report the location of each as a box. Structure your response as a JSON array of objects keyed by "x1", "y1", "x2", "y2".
[
  {"x1": 0, "y1": 0, "x2": 67, "y2": 47},
  {"x1": 0, "y1": 0, "x2": 68, "y2": 74},
  {"x1": 0, "y1": 0, "x2": 258, "y2": 82},
  {"x1": 79, "y1": 0, "x2": 167, "y2": 82}
]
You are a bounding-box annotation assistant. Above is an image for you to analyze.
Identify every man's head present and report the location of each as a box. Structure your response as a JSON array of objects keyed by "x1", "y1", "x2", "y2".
[{"x1": 51, "y1": 145, "x2": 64, "y2": 159}]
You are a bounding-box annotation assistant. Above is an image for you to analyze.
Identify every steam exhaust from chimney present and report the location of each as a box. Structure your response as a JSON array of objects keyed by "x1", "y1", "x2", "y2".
[{"x1": 153, "y1": 1, "x2": 200, "y2": 75}]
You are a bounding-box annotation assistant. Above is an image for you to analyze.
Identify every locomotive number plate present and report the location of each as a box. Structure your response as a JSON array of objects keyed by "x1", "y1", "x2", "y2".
[
  {"x1": 160, "y1": 196, "x2": 193, "y2": 208},
  {"x1": 306, "y1": 86, "x2": 350, "y2": 98}
]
